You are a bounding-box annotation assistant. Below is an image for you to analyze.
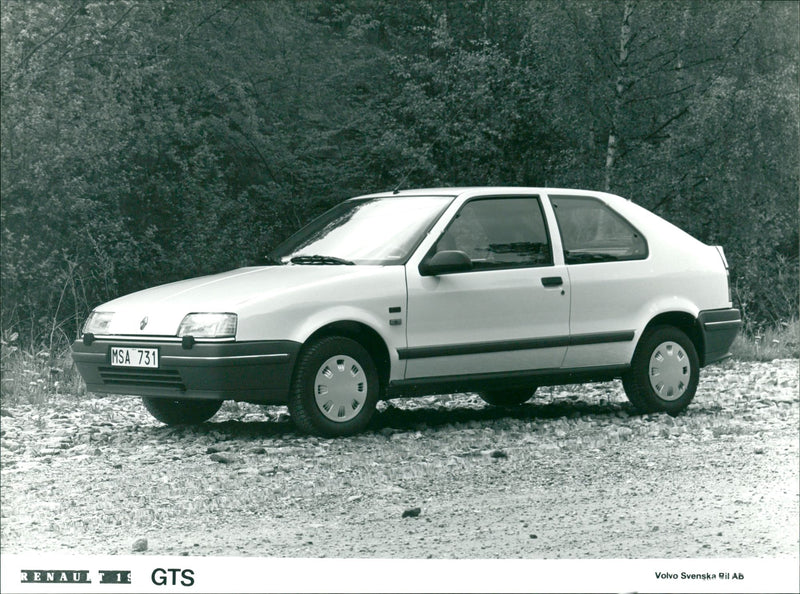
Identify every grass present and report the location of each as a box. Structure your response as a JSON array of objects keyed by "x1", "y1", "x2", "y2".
[
  {"x1": 0, "y1": 333, "x2": 84, "y2": 406},
  {"x1": 1, "y1": 318, "x2": 797, "y2": 407},
  {"x1": 730, "y1": 317, "x2": 799, "y2": 362}
]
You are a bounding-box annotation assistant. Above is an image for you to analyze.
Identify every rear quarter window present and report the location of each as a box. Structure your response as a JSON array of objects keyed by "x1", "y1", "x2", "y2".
[{"x1": 551, "y1": 196, "x2": 648, "y2": 264}]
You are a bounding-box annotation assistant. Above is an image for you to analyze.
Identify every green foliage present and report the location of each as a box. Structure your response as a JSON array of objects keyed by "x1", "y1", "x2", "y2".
[
  {"x1": 1, "y1": 0, "x2": 798, "y2": 359},
  {"x1": 0, "y1": 329, "x2": 84, "y2": 405},
  {"x1": 730, "y1": 318, "x2": 800, "y2": 362}
]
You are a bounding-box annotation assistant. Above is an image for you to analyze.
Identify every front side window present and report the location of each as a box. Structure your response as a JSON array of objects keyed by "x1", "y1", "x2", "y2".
[
  {"x1": 433, "y1": 197, "x2": 552, "y2": 270},
  {"x1": 551, "y1": 196, "x2": 647, "y2": 264},
  {"x1": 271, "y1": 195, "x2": 454, "y2": 265}
]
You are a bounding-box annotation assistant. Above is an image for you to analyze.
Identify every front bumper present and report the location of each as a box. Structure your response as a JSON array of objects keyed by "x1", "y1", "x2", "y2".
[
  {"x1": 698, "y1": 308, "x2": 742, "y2": 366},
  {"x1": 71, "y1": 338, "x2": 301, "y2": 403}
]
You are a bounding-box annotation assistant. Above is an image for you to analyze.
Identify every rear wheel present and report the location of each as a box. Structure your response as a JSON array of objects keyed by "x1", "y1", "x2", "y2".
[
  {"x1": 622, "y1": 326, "x2": 699, "y2": 415},
  {"x1": 142, "y1": 397, "x2": 222, "y2": 425},
  {"x1": 288, "y1": 336, "x2": 380, "y2": 437},
  {"x1": 478, "y1": 387, "x2": 536, "y2": 406}
]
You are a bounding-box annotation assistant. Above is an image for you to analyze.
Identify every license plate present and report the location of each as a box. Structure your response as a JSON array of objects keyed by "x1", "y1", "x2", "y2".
[{"x1": 110, "y1": 346, "x2": 159, "y2": 368}]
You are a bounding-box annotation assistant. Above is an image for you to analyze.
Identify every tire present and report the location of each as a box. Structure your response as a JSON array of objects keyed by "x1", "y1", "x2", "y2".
[
  {"x1": 622, "y1": 326, "x2": 699, "y2": 415},
  {"x1": 142, "y1": 397, "x2": 222, "y2": 425},
  {"x1": 287, "y1": 336, "x2": 380, "y2": 437},
  {"x1": 478, "y1": 387, "x2": 536, "y2": 406}
]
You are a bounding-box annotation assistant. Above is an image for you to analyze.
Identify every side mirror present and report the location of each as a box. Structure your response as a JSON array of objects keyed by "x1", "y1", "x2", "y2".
[{"x1": 419, "y1": 250, "x2": 473, "y2": 276}]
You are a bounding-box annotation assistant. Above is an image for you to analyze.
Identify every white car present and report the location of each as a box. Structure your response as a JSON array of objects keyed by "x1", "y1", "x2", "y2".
[{"x1": 72, "y1": 187, "x2": 741, "y2": 436}]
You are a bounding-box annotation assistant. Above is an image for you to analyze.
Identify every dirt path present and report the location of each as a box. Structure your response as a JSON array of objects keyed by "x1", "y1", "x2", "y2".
[{"x1": 1, "y1": 359, "x2": 797, "y2": 559}]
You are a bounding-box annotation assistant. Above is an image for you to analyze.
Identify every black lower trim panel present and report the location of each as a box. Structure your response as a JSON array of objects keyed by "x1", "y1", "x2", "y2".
[
  {"x1": 71, "y1": 339, "x2": 301, "y2": 404},
  {"x1": 397, "y1": 331, "x2": 634, "y2": 360},
  {"x1": 387, "y1": 365, "x2": 630, "y2": 398},
  {"x1": 698, "y1": 308, "x2": 742, "y2": 366}
]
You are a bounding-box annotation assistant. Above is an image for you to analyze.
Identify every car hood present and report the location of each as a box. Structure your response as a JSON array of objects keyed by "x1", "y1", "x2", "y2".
[{"x1": 95, "y1": 265, "x2": 395, "y2": 336}]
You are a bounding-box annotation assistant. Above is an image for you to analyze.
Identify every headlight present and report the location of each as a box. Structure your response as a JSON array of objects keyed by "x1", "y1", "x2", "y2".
[
  {"x1": 177, "y1": 313, "x2": 237, "y2": 338},
  {"x1": 82, "y1": 311, "x2": 114, "y2": 335}
]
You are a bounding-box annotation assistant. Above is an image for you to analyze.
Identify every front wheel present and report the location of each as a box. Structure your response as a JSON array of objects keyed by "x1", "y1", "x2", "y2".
[
  {"x1": 622, "y1": 326, "x2": 699, "y2": 415},
  {"x1": 142, "y1": 397, "x2": 222, "y2": 425},
  {"x1": 288, "y1": 336, "x2": 380, "y2": 437},
  {"x1": 478, "y1": 387, "x2": 536, "y2": 406}
]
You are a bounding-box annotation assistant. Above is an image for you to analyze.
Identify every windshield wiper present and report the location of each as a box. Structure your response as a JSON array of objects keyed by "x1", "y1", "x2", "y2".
[{"x1": 290, "y1": 254, "x2": 355, "y2": 266}]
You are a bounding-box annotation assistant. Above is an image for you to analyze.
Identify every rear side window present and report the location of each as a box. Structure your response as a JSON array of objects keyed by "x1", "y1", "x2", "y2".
[
  {"x1": 551, "y1": 196, "x2": 647, "y2": 264},
  {"x1": 434, "y1": 197, "x2": 552, "y2": 270}
]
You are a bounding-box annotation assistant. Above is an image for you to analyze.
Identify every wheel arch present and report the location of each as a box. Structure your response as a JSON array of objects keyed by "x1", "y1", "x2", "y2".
[
  {"x1": 640, "y1": 311, "x2": 705, "y2": 365},
  {"x1": 301, "y1": 321, "x2": 392, "y2": 397}
]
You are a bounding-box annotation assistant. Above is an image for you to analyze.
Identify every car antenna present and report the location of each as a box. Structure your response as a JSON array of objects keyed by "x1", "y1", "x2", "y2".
[{"x1": 392, "y1": 165, "x2": 415, "y2": 194}]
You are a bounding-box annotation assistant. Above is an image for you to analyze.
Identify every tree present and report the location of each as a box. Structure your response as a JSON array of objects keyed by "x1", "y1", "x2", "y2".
[{"x1": 1, "y1": 0, "x2": 796, "y2": 350}]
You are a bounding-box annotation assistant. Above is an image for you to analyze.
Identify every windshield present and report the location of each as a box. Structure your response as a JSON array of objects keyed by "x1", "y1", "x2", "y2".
[{"x1": 270, "y1": 195, "x2": 454, "y2": 265}]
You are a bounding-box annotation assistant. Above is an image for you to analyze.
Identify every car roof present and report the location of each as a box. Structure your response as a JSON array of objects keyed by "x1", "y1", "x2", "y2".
[{"x1": 353, "y1": 187, "x2": 625, "y2": 201}]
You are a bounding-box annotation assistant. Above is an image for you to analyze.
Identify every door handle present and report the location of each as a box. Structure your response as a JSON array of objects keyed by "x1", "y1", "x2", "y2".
[{"x1": 541, "y1": 276, "x2": 563, "y2": 287}]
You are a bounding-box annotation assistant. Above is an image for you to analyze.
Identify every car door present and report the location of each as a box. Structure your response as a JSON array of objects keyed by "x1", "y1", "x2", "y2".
[{"x1": 403, "y1": 195, "x2": 570, "y2": 380}]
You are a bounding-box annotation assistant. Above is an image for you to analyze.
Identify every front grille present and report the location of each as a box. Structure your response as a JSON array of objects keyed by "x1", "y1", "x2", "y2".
[{"x1": 98, "y1": 366, "x2": 185, "y2": 390}]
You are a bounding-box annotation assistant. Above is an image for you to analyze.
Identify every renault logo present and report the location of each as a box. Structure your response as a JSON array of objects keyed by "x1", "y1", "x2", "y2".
[{"x1": 140, "y1": 316, "x2": 149, "y2": 331}]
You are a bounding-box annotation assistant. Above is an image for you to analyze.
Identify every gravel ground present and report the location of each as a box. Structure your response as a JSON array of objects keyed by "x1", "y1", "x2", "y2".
[{"x1": 1, "y1": 358, "x2": 797, "y2": 558}]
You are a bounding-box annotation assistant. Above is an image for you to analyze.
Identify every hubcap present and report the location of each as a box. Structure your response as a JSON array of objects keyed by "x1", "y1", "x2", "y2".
[
  {"x1": 648, "y1": 341, "x2": 690, "y2": 401},
  {"x1": 314, "y1": 355, "x2": 367, "y2": 423}
]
